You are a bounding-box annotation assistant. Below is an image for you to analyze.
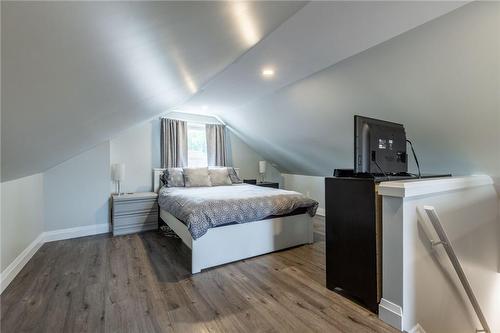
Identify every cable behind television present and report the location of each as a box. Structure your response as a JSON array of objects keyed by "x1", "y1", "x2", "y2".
[{"x1": 406, "y1": 139, "x2": 421, "y2": 178}]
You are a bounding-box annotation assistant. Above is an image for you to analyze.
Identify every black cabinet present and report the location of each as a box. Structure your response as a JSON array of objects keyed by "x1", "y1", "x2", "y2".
[{"x1": 325, "y1": 177, "x2": 382, "y2": 313}]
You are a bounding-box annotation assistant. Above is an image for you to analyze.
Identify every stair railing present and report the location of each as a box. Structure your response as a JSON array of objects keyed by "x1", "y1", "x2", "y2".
[{"x1": 422, "y1": 206, "x2": 490, "y2": 333}]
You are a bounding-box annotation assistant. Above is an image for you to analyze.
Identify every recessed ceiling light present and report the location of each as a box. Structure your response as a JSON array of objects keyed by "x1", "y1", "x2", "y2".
[{"x1": 261, "y1": 68, "x2": 275, "y2": 77}]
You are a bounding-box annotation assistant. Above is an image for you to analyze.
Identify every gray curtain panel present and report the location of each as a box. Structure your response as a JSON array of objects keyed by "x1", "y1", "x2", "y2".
[
  {"x1": 206, "y1": 124, "x2": 227, "y2": 166},
  {"x1": 161, "y1": 118, "x2": 188, "y2": 168}
]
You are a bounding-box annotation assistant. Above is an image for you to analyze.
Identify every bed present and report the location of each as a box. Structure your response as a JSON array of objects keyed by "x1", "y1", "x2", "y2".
[{"x1": 153, "y1": 168, "x2": 318, "y2": 274}]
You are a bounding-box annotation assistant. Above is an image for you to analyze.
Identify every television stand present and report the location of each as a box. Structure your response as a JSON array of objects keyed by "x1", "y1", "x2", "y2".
[{"x1": 324, "y1": 173, "x2": 451, "y2": 313}]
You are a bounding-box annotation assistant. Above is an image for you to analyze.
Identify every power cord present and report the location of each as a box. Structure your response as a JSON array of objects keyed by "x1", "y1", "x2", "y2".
[
  {"x1": 373, "y1": 159, "x2": 388, "y2": 178},
  {"x1": 406, "y1": 139, "x2": 421, "y2": 178}
]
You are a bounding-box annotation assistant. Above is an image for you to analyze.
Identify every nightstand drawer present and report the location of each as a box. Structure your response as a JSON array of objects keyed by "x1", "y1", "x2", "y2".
[
  {"x1": 113, "y1": 211, "x2": 158, "y2": 227},
  {"x1": 111, "y1": 192, "x2": 159, "y2": 236},
  {"x1": 113, "y1": 212, "x2": 157, "y2": 236},
  {"x1": 113, "y1": 199, "x2": 157, "y2": 216}
]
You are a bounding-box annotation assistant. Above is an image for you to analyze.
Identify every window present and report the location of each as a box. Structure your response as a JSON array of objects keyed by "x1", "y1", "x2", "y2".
[{"x1": 187, "y1": 123, "x2": 208, "y2": 167}]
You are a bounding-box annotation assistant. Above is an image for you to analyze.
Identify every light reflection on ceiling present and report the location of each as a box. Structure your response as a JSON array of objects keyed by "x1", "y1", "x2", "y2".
[
  {"x1": 232, "y1": 2, "x2": 260, "y2": 47},
  {"x1": 2, "y1": 1, "x2": 306, "y2": 181},
  {"x1": 96, "y1": 7, "x2": 197, "y2": 107}
]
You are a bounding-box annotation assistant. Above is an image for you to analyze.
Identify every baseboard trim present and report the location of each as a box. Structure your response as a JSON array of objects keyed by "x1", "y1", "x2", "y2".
[
  {"x1": 0, "y1": 233, "x2": 45, "y2": 294},
  {"x1": 316, "y1": 208, "x2": 325, "y2": 216},
  {"x1": 44, "y1": 223, "x2": 110, "y2": 243},
  {"x1": 378, "y1": 298, "x2": 403, "y2": 330},
  {"x1": 1, "y1": 223, "x2": 110, "y2": 294},
  {"x1": 409, "y1": 323, "x2": 427, "y2": 333}
]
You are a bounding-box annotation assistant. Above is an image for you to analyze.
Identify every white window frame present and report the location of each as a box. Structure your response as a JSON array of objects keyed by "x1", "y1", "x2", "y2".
[{"x1": 187, "y1": 122, "x2": 208, "y2": 167}]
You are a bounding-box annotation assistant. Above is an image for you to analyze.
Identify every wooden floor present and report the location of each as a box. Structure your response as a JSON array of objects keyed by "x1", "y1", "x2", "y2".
[{"x1": 1, "y1": 217, "x2": 398, "y2": 333}]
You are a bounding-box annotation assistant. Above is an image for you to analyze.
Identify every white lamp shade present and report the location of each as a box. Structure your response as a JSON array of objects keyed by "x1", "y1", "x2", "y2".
[
  {"x1": 259, "y1": 161, "x2": 267, "y2": 174},
  {"x1": 112, "y1": 163, "x2": 125, "y2": 181}
]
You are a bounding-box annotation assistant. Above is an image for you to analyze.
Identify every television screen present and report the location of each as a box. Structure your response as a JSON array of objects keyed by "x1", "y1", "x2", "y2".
[{"x1": 354, "y1": 115, "x2": 407, "y2": 175}]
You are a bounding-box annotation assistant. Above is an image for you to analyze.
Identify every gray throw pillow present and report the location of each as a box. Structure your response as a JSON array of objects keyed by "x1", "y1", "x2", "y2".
[
  {"x1": 228, "y1": 167, "x2": 242, "y2": 184},
  {"x1": 208, "y1": 167, "x2": 232, "y2": 186},
  {"x1": 161, "y1": 168, "x2": 185, "y2": 187},
  {"x1": 183, "y1": 167, "x2": 212, "y2": 187}
]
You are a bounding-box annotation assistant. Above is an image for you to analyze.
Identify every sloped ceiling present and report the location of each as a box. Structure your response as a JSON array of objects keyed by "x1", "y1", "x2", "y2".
[
  {"x1": 2, "y1": 1, "x2": 471, "y2": 181},
  {"x1": 216, "y1": 2, "x2": 498, "y2": 178},
  {"x1": 178, "y1": 1, "x2": 470, "y2": 175},
  {"x1": 180, "y1": 1, "x2": 466, "y2": 114},
  {"x1": 1, "y1": 1, "x2": 306, "y2": 181}
]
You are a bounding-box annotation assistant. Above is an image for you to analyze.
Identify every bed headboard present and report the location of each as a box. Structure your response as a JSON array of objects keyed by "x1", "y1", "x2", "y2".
[
  {"x1": 153, "y1": 168, "x2": 166, "y2": 193},
  {"x1": 153, "y1": 167, "x2": 241, "y2": 192}
]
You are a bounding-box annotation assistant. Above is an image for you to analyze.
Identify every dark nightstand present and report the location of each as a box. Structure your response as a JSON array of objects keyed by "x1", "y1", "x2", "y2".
[
  {"x1": 256, "y1": 182, "x2": 280, "y2": 189},
  {"x1": 243, "y1": 179, "x2": 279, "y2": 189}
]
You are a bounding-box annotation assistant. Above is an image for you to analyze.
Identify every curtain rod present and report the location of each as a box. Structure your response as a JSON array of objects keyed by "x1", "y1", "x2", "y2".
[{"x1": 159, "y1": 111, "x2": 226, "y2": 126}]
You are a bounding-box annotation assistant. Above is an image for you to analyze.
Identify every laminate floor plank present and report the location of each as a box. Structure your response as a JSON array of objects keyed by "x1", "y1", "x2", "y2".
[
  {"x1": 1, "y1": 217, "x2": 399, "y2": 333},
  {"x1": 232, "y1": 259, "x2": 344, "y2": 332},
  {"x1": 219, "y1": 264, "x2": 326, "y2": 332}
]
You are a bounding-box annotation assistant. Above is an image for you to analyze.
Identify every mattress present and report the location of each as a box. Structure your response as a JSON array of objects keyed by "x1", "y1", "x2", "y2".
[{"x1": 158, "y1": 183, "x2": 318, "y2": 239}]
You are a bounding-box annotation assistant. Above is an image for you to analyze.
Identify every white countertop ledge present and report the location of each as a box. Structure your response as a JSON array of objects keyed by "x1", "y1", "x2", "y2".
[{"x1": 378, "y1": 175, "x2": 493, "y2": 198}]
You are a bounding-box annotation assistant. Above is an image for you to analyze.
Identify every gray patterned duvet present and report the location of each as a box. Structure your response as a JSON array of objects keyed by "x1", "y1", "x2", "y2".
[{"x1": 158, "y1": 184, "x2": 318, "y2": 239}]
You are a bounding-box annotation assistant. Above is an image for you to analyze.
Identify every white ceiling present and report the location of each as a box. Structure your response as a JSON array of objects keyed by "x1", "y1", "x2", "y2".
[
  {"x1": 180, "y1": 1, "x2": 466, "y2": 115},
  {"x1": 176, "y1": 1, "x2": 469, "y2": 175},
  {"x1": 1, "y1": 1, "x2": 468, "y2": 181},
  {"x1": 224, "y1": 2, "x2": 498, "y2": 178},
  {"x1": 1, "y1": 1, "x2": 305, "y2": 181}
]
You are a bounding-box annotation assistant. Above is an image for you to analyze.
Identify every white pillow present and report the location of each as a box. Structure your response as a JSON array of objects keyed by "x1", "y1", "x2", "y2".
[
  {"x1": 161, "y1": 168, "x2": 185, "y2": 187},
  {"x1": 183, "y1": 167, "x2": 212, "y2": 187},
  {"x1": 208, "y1": 167, "x2": 232, "y2": 186}
]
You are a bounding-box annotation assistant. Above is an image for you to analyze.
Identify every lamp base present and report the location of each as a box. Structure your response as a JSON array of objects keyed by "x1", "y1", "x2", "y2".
[{"x1": 116, "y1": 181, "x2": 123, "y2": 196}]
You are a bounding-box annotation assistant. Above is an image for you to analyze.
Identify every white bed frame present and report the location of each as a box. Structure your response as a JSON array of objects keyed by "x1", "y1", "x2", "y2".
[{"x1": 153, "y1": 168, "x2": 314, "y2": 274}]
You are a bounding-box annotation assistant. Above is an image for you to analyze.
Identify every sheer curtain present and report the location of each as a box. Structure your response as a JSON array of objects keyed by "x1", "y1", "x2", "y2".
[
  {"x1": 160, "y1": 118, "x2": 188, "y2": 168},
  {"x1": 206, "y1": 124, "x2": 227, "y2": 166}
]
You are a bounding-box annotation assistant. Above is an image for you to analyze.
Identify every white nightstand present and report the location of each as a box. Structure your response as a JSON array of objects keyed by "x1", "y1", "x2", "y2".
[{"x1": 111, "y1": 192, "x2": 158, "y2": 236}]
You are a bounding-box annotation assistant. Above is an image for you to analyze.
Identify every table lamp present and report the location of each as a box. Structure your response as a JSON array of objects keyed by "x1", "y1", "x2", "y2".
[
  {"x1": 259, "y1": 161, "x2": 266, "y2": 183},
  {"x1": 112, "y1": 163, "x2": 125, "y2": 195}
]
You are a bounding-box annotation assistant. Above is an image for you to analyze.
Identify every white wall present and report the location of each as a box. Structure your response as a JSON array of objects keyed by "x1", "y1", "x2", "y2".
[
  {"x1": 110, "y1": 120, "x2": 160, "y2": 193},
  {"x1": 110, "y1": 114, "x2": 281, "y2": 193},
  {"x1": 1, "y1": 141, "x2": 110, "y2": 291},
  {"x1": 44, "y1": 142, "x2": 110, "y2": 231},
  {"x1": 1, "y1": 173, "x2": 44, "y2": 272},
  {"x1": 227, "y1": 129, "x2": 282, "y2": 184},
  {"x1": 381, "y1": 178, "x2": 499, "y2": 333},
  {"x1": 282, "y1": 173, "x2": 325, "y2": 213}
]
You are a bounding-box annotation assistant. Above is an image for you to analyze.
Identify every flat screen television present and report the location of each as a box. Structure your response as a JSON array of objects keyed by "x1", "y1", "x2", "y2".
[{"x1": 354, "y1": 115, "x2": 407, "y2": 175}]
